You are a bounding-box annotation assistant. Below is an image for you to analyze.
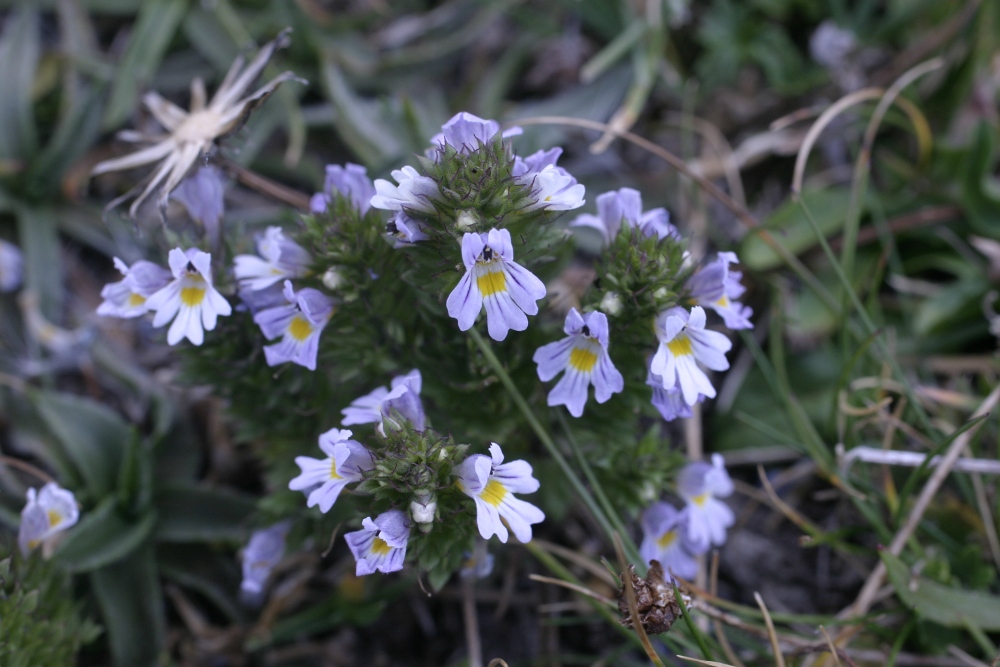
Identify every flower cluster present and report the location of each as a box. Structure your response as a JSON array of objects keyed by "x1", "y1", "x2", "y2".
[
  {"x1": 640, "y1": 454, "x2": 734, "y2": 581},
  {"x1": 366, "y1": 111, "x2": 586, "y2": 341},
  {"x1": 289, "y1": 370, "x2": 543, "y2": 577},
  {"x1": 98, "y1": 247, "x2": 232, "y2": 346},
  {"x1": 87, "y1": 53, "x2": 756, "y2": 591}
]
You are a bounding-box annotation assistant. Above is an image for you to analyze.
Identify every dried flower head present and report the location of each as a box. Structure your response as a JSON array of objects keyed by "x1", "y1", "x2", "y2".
[
  {"x1": 91, "y1": 29, "x2": 301, "y2": 218},
  {"x1": 617, "y1": 561, "x2": 682, "y2": 635}
]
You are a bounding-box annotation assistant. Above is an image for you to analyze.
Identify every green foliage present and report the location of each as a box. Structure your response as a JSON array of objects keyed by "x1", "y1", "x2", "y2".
[
  {"x1": 881, "y1": 550, "x2": 1000, "y2": 631},
  {"x1": 0, "y1": 546, "x2": 101, "y2": 667}
]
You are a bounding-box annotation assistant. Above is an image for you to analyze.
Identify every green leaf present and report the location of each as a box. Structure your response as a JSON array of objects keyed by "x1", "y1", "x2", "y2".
[
  {"x1": 154, "y1": 483, "x2": 256, "y2": 542},
  {"x1": 157, "y1": 543, "x2": 243, "y2": 623},
  {"x1": 881, "y1": 550, "x2": 1000, "y2": 631},
  {"x1": 117, "y1": 433, "x2": 153, "y2": 516},
  {"x1": 15, "y1": 206, "x2": 63, "y2": 321},
  {"x1": 102, "y1": 0, "x2": 189, "y2": 131},
  {"x1": 53, "y1": 498, "x2": 156, "y2": 572},
  {"x1": 89, "y1": 544, "x2": 164, "y2": 667},
  {"x1": 31, "y1": 390, "x2": 131, "y2": 498},
  {"x1": 740, "y1": 188, "x2": 862, "y2": 271},
  {"x1": 0, "y1": 7, "x2": 39, "y2": 159},
  {"x1": 319, "y1": 53, "x2": 402, "y2": 167},
  {"x1": 30, "y1": 87, "x2": 106, "y2": 194},
  {"x1": 961, "y1": 123, "x2": 1000, "y2": 238}
]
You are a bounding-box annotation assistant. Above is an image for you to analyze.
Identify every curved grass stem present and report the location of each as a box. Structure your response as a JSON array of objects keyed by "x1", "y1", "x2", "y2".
[
  {"x1": 468, "y1": 328, "x2": 624, "y2": 555},
  {"x1": 554, "y1": 410, "x2": 641, "y2": 564}
]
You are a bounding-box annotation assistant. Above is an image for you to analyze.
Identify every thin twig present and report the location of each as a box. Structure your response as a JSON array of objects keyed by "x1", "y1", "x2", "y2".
[
  {"x1": 222, "y1": 158, "x2": 312, "y2": 210},
  {"x1": 0, "y1": 456, "x2": 56, "y2": 485}
]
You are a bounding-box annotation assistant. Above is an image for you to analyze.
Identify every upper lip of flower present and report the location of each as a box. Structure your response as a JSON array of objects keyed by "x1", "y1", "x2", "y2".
[{"x1": 90, "y1": 28, "x2": 304, "y2": 218}]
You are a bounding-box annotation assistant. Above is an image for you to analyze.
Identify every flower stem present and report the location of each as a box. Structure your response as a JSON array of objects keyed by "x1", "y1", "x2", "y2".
[
  {"x1": 554, "y1": 410, "x2": 642, "y2": 564},
  {"x1": 468, "y1": 328, "x2": 620, "y2": 548}
]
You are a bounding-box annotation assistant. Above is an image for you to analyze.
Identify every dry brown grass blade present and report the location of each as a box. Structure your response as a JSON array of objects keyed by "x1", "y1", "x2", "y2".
[
  {"x1": 791, "y1": 88, "x2": 883, "y2": 193},
  {"x1": 513, "y1": 114, "x2": 837, "y2": 309},
  {"x1": 756, "y1": 464, "x2": 821, "y2": 534},
  {"x1": 754, "y1": 592, "x2": 786, "y2": 667},
  {"x1": 528, "y1": 574, "x2": 617, "y2": 607},
  {"x1": 710, "y1": 551, "x2": 746, "y2": 667},
  {"x1": 663, "y1": 112, "x2": 746, "y2": 207},
  {"x1": 860, "y1": 57, "x2": 942, "y2": 166},
  {"x1": 819, "y1": 626, "x2": 843, "y2": 667},
  {"x1": 677, "y1": 657, "x2": 738, "y2": 667},
  {"x1": 531, "y1": 538, "x2": 618, "y2": 587},
  {"x1": 613, "y1": 533, "x2": 668, "y2": 667},
  {"x1": 842, "y1": 383, "x2": 1000, "y2": 620},
  {"x1": 463, "y1": 578, "x2": 483, "y2": 667},
  {"x1": 514, "y1": 116, "x2": 756, "y2": 229}
]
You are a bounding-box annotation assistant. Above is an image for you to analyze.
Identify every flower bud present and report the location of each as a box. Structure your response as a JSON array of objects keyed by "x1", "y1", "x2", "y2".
[
  {"x1": 455, "y1": 209, "x2": 479, "y2": 231},
  {"x1": 322, "y1": 266, "x2": 345, "y2": 291},
  {"x1": 600, "y1": 291, "x2": 623, "y2": 316},
  {"x1": 410, "y1": 490, "x2": 437, "y2": 532}
]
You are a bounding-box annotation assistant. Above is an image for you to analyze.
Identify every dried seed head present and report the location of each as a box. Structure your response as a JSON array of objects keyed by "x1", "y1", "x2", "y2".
[{"x1": 617, "y1": 560, "x2": 681, "y2": 635}]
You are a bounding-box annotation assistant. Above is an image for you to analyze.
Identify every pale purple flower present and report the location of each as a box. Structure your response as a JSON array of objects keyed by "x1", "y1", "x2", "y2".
[
  {"x1": 146, "y1": 248, "x2": 232, "y2": 346},
  {"x1": 253, "y1": 280, "x2": 335, "y2": 371},
  {"x1": 455, "y1": 443, "x2": 545, "y2": 544},
  {"x1": 533, "y1": 309, "x2": 624, "y2": 417},
  {"x1": 810, "y1": 20, "x2": 856, "y2": 68},
  {"x1": 310, "y1": 163, "x2": 375, "y2": 215},
  {"x1": 386, "y1": 211, "x2": 429, "y2": 248},
  {"x1": 517, "y1": 165, "x2": 585, "y2": 212},
  {"x1": 460, "y1": 542, "x2": 495, "y2": 580},
  {"x1": 569, "y1": 188, "x2": 677, "y2": 245},
  {"x1": 686, "y1": 252, "x2": 753, "y2": 330},
  {"x1": 97, "y1": 257, "x2": 171, "y2": 318},
  {"x1": 237, "y1": 282, "x2": 287, "y2": 315},
  {"x1": 370, "y1": 166, "x2": 440, "y2": 214},
  {"x1": 650, "y1": 306, "x2": 731, "y2": 405},
  {"x1": 240, "y1": 521, "x2": 290, "y2": 597},
  {"x1": 0, "y1": 239, "x2": 23, "y2": 292},
  {"x1": 431, "y1": 111, "x2": 522, "y2": 154},
  {"x1": 639, "y1": 502, "x2": 704, "y2": 581},
  {"x1": 446, "y1": 228, "x2": 546, "y2": 341},
  {"x1": 233, "y1": 226, "x2": 312, "y2": 292},
  {"x1": 341, "y1": 369, "x2": 425, "y2": 433},
  {"x1": 172, "y1": 166, "x2": 225, "y2": 239},
  {"x1": 288, "y1": 428, "x2": 374, "y2": 513},
  {"x1": 511, "y1": 147, "x2": 566, "y2": 179},
  {"x1": 345, "y1": 509, "x2": 410, "y2": 576},
  {"x1": 18, "y1": 482, "x2": 79, "y2": 556},
  {"x1": 678, "y1": 453, "x2": 734, "y2": 548},
  {"x1": 647, "y1": 368, "x2": 698, "y2": 422}
]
